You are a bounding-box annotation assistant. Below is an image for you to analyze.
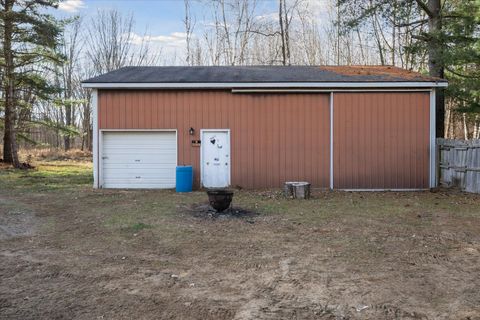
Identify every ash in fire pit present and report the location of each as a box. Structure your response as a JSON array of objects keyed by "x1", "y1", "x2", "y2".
[
  {"x1": 207, "y1": 189, "x2": 234, "y2": 212},
  {"x1": 183, "y1": 204, "x2": 258, "y2": 221}
]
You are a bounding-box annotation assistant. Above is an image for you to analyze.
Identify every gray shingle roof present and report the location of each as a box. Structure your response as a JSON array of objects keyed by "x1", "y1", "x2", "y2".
[{"x1": 82, "y1": 66, "x2": 446, "y2": 84}]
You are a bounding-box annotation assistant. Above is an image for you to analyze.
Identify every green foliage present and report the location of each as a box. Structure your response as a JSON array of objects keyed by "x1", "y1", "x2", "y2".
[
  {"x1": 443, "y1": 0, "x2": 480, "y2": 113},
  {"x1": 28, "y1": 118, "x2": 80, "y2": 135},
  {"x1": 125, "y1": 222, "x2": 153, "y2": 232},
  {"x1": 338, "y1": 0, "x2": 480, "y2": 114},
  {"x1": 0, "y1": 0, "x2": 67, "y2": 148}
]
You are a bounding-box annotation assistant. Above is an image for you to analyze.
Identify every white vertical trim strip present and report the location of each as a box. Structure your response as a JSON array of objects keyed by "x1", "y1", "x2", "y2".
[
  {"x1": 92, "y1": 89, "x2": 99, "y2": 188},
  {"x1": 429, "y1": 90, "x2": 436, "y2": 188},
  {"x1": 330, "y1": 92, "x2": 334, "y2": 189},
  {"x1": 99, "y1": 130, "x2": 103, "y2": 188}
]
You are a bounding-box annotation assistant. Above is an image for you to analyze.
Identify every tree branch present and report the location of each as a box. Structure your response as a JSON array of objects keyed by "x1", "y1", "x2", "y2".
[
  {"x1": 412, "y1": 34, "x2": 430, "y2": 41},
  {"x1": 396, "y1": 18, "x2": 428, "y2": 27},
  {"x1": 446, "y1": 67, "x2": 480, "y2": 79},
  {"x1": 239, "y1": 30, "x2": 281, "y2": 37},
  {"x1": 414, "y1": 0, "x2": 433, "y2": 17}
]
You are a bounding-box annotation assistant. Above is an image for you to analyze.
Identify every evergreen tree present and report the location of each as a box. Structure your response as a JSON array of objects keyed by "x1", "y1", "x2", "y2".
[
  {"x1": 337, "y1": 0, "x2": 480, "y2": 137},
  {"x1": 0, "y1": 0, "x2": 63, "y2": 167},
  {"x1": 443, "y1": 0, "x2": 480, "y2": 114}
]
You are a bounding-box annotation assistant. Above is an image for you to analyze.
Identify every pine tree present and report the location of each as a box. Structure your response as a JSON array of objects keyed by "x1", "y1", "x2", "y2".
[
  {"x1": 337, "y1": 0, "x2": 480, "y2": 137},
  {"x1": 443, "y1": 0, "x2": 480, "y2": 114},
  {"x1": 0, "y1": 0, "x2": 63, "y2": 167}
]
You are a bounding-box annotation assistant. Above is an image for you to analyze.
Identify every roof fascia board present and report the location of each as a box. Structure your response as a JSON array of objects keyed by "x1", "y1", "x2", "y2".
[
  {"x1": 231, "y1": 88, "x2": 433, "y2": 93},
  {"x1": 81, "y1": 81, "x2": 448, "y2": 89}
]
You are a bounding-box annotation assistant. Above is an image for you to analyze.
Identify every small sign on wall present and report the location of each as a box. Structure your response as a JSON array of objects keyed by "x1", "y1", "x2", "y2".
[{"x1": 191, "y1": 140, "x2": 201, "y2": 147}]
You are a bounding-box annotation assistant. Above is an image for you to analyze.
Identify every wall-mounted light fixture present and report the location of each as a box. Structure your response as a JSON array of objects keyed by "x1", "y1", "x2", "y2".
[{"x1": 189, "y1": 127, "x2": 195, "y2": 135}]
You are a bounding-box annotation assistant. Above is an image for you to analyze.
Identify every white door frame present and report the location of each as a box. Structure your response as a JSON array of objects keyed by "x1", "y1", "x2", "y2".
[
  {"x1": 98, "y1": 129, "x2": 178, "y2": 188},
  {"x1": 200, "y1": 129, "x2": 231, "y2": 188}
]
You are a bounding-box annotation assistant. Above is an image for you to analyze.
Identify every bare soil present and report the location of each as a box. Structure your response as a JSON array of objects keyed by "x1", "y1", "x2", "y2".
[
  {"x1": 1, "y1": 162, "x2": 480, "y2": 320},
  {"x1": 182, "y1": 203, "x2": 258, "y2": 221}
]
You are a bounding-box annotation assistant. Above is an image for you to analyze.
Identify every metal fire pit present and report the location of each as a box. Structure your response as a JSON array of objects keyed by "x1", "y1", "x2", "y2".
[{"x1": 207, "y1": 189, "x2": 234, "y2": 212}]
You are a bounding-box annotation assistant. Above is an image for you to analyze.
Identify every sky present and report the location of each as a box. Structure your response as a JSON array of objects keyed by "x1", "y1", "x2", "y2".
[
  {"x1": 56, "y1": 0, "x2": 279, "y2": 39},
  {"x1": 57, "y1": 0, "x2": 195, "y2": 37},
  {"x1": 55, "y1": 0, "x2": 331, "y2": 61}
]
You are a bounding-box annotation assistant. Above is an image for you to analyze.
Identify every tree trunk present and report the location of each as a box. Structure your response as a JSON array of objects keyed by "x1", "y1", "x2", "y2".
[
  {"x1": 391, "y1": 3, "x2": 396, "y2": 65},
  {"x1": 282, "y1": 0, "x2": 291, "y2": 65},
  {"x1": 426, "y1": 0, "x2": 445, "y2": 137},
  {"x1": 336, "y1": 1, "x2": 340, "y2": 65},
  {"x1": 2, "y1": 0, "x2": 20, "y2": 167},
  {"x1": 473, "y1": 116, "x2": 479, "y2": 140},
  {"x1": 64, "y1": 73, "x2": 72, "y2": 151},
  {"x1": 462, "y1": 113, "x2": 468, "y2": 140},
  {"x1": 64, "y1": 104, "x2": 72, "y2": 151},
  {"x1": 279, "y1": 0, "x2": 287, "y2": 65}
]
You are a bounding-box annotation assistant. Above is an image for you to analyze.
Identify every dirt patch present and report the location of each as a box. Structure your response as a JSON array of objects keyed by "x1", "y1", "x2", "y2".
[
  {"x1": 0, "y1": 198, "x2": 38, "y2": 240},
  {"x1": 181, "y1": 203, "x2": 259, "y2": 221},
  {"x1": 1, "y1": 164, "x2": 479, "y2": 320}
]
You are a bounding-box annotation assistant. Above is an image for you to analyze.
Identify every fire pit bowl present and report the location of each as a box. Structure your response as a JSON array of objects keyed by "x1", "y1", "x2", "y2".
[{"x1": 207, "y1": 189, "x2": 234, "y2": 212}]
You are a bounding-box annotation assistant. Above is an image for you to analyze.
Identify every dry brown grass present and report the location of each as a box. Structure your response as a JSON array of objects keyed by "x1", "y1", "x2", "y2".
[
  {"x1": 18, "y1": 148, "x2": 92, "y2": 162},
  {"x1": 1, "y1": 145, "x2": 92, "y2": 163}
]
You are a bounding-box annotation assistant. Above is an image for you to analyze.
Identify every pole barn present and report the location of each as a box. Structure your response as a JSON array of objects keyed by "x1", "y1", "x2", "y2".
[{"x1": 82, "y1": 66, "x2": 447, "y2": 190}]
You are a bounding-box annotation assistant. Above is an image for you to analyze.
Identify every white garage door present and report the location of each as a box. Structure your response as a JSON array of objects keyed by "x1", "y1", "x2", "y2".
[{"x1": 101, "y1": 131, "x2": 177, "y2": 188}]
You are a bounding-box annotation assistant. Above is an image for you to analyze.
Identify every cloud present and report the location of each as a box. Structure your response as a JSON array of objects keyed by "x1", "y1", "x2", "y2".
[
  {"x1": 254, "y1": 12, "x2": 277, "y2": 22},
  {"x1": 128, "y1": 32, "x2": 190, "y2": 49},
  {"x1": 58, "y1": 0, "x2": 86, "y2": 13},
  {"x1": 125, "y1": 32, "x2": 191, "y2": 64}
]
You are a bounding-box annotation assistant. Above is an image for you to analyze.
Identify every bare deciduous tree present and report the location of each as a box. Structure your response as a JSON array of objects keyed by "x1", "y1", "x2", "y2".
[{"x1": 86, "y1": 9, "x2": 159, "y2": 74}]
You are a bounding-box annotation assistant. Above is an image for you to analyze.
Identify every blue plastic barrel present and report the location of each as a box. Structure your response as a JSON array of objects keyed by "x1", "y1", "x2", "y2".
[{"x1": 176, "y1": 166, "x2": 193, "y2": 192}]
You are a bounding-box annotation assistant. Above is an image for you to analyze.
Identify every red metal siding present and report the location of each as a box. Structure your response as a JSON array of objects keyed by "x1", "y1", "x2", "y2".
[
  {"x1": 333, "y1": 92, "x2": 430, "y2": 189},
  {"x1": 98, "y1": 90, "x2": 331, "y2": 189}
]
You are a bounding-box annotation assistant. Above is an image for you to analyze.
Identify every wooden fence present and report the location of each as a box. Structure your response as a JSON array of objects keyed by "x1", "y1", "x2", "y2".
[{"x1": 438, "y1": 138, "x2": 480, "y2": 193}]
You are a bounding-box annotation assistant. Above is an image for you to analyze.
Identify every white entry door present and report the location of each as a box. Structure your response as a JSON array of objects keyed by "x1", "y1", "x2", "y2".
[{"x1": 201, "y1": 130, "x2": 230, "y2": 188}]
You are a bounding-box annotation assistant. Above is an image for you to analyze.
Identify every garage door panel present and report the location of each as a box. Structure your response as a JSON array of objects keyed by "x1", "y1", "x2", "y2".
[
  {"x1": 101, "y1": 131, "x2": 176, "y2": 189},
  {"x1": 103, "y1": 168, "x2": 175, "y2": 177},
  {"x1": 103, "y1": 180, "x2": 176, "y2": 189},
  {"x1": 103, "y1": 146, "x2": 176, "y2": 153},
  {"x1": 333, "y1": 92, "x2": 430, "y2": 189},
  {"x1": 103, "y1": 133, "x2": 174, "y2": 141},
  {"x1": 103, "y1": 163, "x2": 176, "y2": 169},
  {"x1": 103, "y1": 144, "x2": 176, "y2": 150},
  {"x1": 103, "y1": 154, "x2": 176, "y2": 164}
]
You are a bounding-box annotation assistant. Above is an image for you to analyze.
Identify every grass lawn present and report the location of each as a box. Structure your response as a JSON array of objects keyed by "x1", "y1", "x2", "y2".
[{"x1": 1, "y1": 160, "x2": 479, "y2": 320}]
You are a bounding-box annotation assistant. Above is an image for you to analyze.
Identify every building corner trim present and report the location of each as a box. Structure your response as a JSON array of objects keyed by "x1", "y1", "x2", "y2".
[
  {"x1": 429, "y1": 90, "x2": 436, "y2": 188},
  {"x1": 92, "y1": 89, "x2": 99, "y2": 189},
  {"x1": 330, "y1": 92, "x2": 334, "y2": 189}
]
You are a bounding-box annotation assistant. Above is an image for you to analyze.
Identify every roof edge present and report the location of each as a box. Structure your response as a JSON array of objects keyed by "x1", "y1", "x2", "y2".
[{"x1": 82, "y1": 81, "x2": 448, "y2": 89}]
